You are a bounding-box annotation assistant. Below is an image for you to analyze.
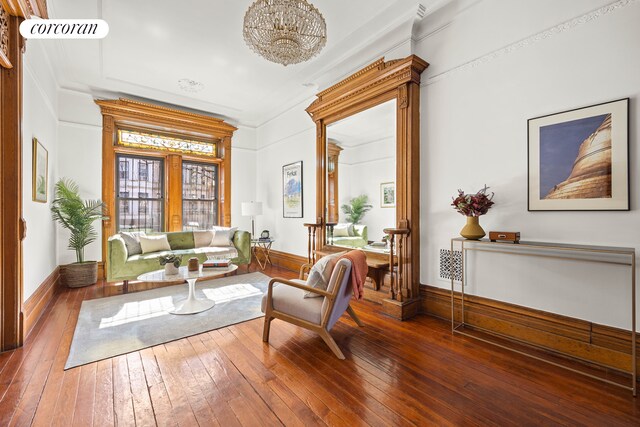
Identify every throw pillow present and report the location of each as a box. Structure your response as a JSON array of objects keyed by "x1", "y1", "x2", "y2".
[
  {"x1": 193, "y1": 230, "x2": 214, "y2": 248},
  {"x1": 304, "y1": 251, "x2": 347, "y2": 298},
  {"x1": 139, "y1": 234, "x2": 171, "y2": 254},
  {"x1": 211, "y1": 226, "x2": 238, "y2": 246},
  {"x1": 120, "y1": 231, "x2": 145, "y2": 256},
  {"x1": 333, "y1": 223, "x2": 351, "y2": 237}
]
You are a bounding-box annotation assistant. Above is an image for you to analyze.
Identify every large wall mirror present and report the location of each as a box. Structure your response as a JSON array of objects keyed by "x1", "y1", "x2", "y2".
[
  {"x1": 325, "y1": 99, "x2": 396, "y2": 254},
  {"x1": 307, "y1": 55, "x2": 428, "y2": 320}
]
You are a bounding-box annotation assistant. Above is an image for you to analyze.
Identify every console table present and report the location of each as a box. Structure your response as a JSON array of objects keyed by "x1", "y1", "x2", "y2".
[{"x1": 450, "y1": 237, "x2": 636, "y2": 395}]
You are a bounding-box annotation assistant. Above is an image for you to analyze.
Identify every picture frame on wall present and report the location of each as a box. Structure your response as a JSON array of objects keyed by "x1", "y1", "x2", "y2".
[
  {"x1": 32, "y1": 137, "x2": 48, "y2": 203},
  {"x1": 283, "y1": 161, "x2": 303, "y2": 218},
  {"x1": 380, "y1": 182, "x2": 395, "y2": 208},
  {"x1": 528, "y1": 98, "x2": 629, "y2": 211}
]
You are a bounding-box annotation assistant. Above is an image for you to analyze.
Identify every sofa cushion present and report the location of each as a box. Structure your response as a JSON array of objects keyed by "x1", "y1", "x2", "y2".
[
  {"x1": 333, "y1": 223, "x2": 352, "y2": 237},
  {"x1": 193, "y1": 230, "x2": 214, "y2": 248},
  {"x1": 261, "y1": 281, "x2": 323, "y2": 325},
  {"x1": 120, "y1": 232, "x2": 145, "y2": 255},
  {"x1": 139, "y1": 235, "x2": 171, "y2": 253},
  {"x1": 166, "y1": 231, "x2": 195, "y2": 250},
  {"x1": 211, "y1": 227, "x2": 237, "y2": 246}
]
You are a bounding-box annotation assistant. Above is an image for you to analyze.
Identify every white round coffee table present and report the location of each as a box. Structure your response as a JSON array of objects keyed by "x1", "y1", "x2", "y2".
[{"x1": 137, "y1": 264, "x2": 238, "y2": 315}]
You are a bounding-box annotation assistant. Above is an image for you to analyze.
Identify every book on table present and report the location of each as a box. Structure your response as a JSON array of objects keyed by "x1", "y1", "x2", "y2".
[{"x1": 203, "y1": 259, "x2": 231, "y2": 269}]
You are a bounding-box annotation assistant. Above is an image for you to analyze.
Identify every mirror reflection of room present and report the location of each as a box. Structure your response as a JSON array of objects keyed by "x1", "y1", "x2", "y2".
[{"x1": 325, "y1": 99, "x2": 396, "y2": 253}]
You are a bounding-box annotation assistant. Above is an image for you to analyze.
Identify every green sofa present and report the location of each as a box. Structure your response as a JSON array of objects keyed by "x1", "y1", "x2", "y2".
[
  {"x1": 106, "y1": 230, "x2": 251, "y2": 283},
  {"x1": 332, "y1": 224, "x2": 367, "y2": 248}
]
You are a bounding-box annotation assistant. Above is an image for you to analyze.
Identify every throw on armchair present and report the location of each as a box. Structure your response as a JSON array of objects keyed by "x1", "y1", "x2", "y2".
[{"x1": 107, "y1": 229, "x2": 251, "y2": 290}]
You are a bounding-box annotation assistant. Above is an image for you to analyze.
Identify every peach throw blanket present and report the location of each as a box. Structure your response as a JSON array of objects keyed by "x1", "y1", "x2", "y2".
[{"x1": 339, "y1": 250, "x2": 368, "y2": 300}]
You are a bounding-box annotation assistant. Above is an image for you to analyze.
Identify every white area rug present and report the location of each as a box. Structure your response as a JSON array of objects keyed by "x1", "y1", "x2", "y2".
[{"x1": 65, "y1": 272, "x2": 270, "y2": 369}]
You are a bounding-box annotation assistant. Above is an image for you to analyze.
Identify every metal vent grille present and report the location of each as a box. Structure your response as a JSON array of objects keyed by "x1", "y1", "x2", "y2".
[{"x1": 439, "y1": 249, "x2": 462, "y2": 281}]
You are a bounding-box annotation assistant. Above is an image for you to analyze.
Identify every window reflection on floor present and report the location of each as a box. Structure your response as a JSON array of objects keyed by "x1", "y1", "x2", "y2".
[{"x1": 98, "y1": 283, "x2": 262, "y2": 328}]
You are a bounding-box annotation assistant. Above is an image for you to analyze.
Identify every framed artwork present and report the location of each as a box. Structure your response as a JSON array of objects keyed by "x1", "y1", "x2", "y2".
[
  {"x1": 528, "y1": 98, "x2": 629, "y2": 211},
  {"x1": 380, "y1": 182, "x2": 395, "y2": 208},
  {"x1": 32, "y1": 137, "x2": 48, "y2": 203},
  {"x1": 283, "y1": 161, "x2": 303, "y2": 218}
]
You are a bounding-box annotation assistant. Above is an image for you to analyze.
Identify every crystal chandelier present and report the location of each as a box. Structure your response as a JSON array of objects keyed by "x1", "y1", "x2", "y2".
[{"x1": 243, "y1": 0, "x2": 327, "y2": 66}]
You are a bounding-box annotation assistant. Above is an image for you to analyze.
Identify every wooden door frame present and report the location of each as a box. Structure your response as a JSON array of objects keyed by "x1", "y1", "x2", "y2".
[
  {"x1": 96, "y1": 98, "x2": 237, "y2": 266},
  {"x1": 0, "y1": 0, "x2": 47, "y2": 351},
  {"x1": 306, "y1": 55, "x2": 428, "y2": 320}
]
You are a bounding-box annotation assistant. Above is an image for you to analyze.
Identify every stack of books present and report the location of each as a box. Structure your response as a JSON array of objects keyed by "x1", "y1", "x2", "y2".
[{"x1": 203, "y1": 259, "x2": 231, "y2": 270}]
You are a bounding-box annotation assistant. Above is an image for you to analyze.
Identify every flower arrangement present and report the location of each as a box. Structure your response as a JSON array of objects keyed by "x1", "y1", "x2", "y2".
[
  {"x1": 159, "y1": 254, "x2": 181, "y2": 268},
  {"x1": 452, "y1": 185, "x2": 495, "y2": 217}
]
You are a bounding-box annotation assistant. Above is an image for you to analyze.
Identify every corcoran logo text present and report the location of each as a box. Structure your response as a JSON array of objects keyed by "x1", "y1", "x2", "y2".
[{"x1": 20, "y1": 19, "x2": 109, "y2": 39}]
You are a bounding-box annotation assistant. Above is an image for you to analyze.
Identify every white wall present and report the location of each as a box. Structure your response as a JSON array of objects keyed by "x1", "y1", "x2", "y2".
[
  {"x1": 255, "y1": 98, "x2": 317, "y2": 255},
  {"x1": 418, "y1": 0, "x2": 640, "y2": 329},
  {"x1": 22, "y1": 42, "x2": 60, "y2": 300},
  {"x1": 338, "y1": 137, "x2": 396, "y2": 242}
]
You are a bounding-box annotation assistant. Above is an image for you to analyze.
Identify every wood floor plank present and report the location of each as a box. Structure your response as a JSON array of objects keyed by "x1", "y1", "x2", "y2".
[
  {"x1": 30, "y1": 287, "x2": 87, "y2": 427},
  {"x1": 71, "y1": 363, "x2": 97, "y2": 427},
  {"x1": 126, "y1": 352, "x2": 157, "y2": 426},
  {"x1": 1, "y1": 265, "x2": 639, "y2": 427},
  {"x1": 3, "y1": 290, "x2": 75, "y2": 427},
  {"x1": 93, "y1": 359, "x2": 115, "y2": 427},
  {"x1": 112, "y1": 354, "x2": 136, "y2": 426},
  {"x1": 214, "y1": 327, "x2": 318, "y2": 427},
  {"x1": 180, "y1": 336, "x2": 242, "y2": 427},
  {"x1": 138, "y1": 348, "x2": 177, "y2": 427},
  {"x1": 230, "y1": 322, "x2": 361, "y2": 427},
  {"x1": 150, "y1": 343, "x2": 208, "y2": 426}
]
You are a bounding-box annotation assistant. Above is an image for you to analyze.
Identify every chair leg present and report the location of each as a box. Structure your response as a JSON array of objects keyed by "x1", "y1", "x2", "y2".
[
  {"x1": 346, "y1": 305, "x2": 364, "y2": 327},
  {"x1": 262, "y1": 316, "x2": 273, "y2": 343},
  {"x1": 319, "y1": 330, "x2": 345, "y2": 360}
]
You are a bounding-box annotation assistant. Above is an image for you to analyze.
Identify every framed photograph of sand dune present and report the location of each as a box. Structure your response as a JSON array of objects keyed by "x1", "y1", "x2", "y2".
[{"x1": 528, "y1": 98, "x2": 629, "y2": 211}]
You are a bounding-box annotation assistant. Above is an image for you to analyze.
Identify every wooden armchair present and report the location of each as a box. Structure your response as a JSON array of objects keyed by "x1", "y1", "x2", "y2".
[{"x1": 261, "y1": 259, "x2": 364, "y2": 359}]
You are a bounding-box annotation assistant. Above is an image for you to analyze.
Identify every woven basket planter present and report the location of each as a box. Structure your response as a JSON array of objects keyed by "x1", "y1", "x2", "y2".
[{"x1": 60, "y1": 261, "x2": 98, "y2": 288}]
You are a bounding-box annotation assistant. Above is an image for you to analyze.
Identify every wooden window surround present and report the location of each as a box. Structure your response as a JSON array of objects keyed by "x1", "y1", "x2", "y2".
[
  {"x1": 306, "y1": 55, "x2": 429, "y2": 320},
  {"x1": 96, "y1": 98, "x2": 237, "y2": 264}
]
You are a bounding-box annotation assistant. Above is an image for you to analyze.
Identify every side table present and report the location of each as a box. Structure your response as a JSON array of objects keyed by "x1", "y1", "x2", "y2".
[{"x1": 252, "y1": 238, "x2": 275, "y2": 270}]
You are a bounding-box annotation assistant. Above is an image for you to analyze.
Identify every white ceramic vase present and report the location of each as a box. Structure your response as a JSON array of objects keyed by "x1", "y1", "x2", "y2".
[{"x1": 164, "y1": 263, "x2": 179, "y2": 276}]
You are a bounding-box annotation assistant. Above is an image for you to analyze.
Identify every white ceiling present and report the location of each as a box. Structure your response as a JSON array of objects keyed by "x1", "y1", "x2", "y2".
[
  {"x1": 47, "y1": 0, "x2": 444, "y2": 126},
  {"x1": 327, "y1": 99, "x2": 396, "y2": 147}
]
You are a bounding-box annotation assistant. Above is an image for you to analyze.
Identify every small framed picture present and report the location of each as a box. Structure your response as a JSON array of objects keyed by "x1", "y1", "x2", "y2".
[
  {"x1": 528, "y1": 98, "x2": 629, "y2": 211},
  {"x1": 32, "y1": 137, "x2": 48, "y2": 203},
  {"x1": 380, "y1": 182, "x2": 395, "y2": 208},
  {"x1": 283, "y1": 161, "x2": 303, "y2": 218}
]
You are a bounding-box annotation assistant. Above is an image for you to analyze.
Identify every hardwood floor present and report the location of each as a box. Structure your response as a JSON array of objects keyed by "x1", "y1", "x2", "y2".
[{"x1": 1, "y1": 264, "x2": 639, "y2": 426}]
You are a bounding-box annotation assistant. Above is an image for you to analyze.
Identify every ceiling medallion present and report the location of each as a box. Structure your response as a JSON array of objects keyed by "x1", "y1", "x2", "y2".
[
  {"x1": 243, "y1": 0, "x2": 327, "y2": 66},
  {"x1": 178, "y1": 78, "x2": 204, "y2": 93}
]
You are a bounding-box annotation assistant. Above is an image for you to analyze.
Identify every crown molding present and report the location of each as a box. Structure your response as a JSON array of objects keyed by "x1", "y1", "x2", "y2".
[{"x1": 422, "y1": 0, "x2": 638, "y2": 86}]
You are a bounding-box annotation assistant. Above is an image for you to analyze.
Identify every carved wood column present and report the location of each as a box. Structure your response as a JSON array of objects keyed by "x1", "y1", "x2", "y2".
[
  {"x1": 167, "y1": 155, "x2": 183, "y2": 231},
  {"x1": 220, "y1": 136, "x2": 231, "y2": 227},
  {"x1": 0, "y1": 2, "x2": 24, "y2": 350},
  {"x1": 101, "y1": 115, "x2": 115, "y2": 262}
]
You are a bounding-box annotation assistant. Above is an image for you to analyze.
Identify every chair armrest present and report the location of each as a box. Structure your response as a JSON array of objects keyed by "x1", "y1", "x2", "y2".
[
  {"x1": 299, "y1": 263, "x2": 312, "y2": 280},
  {"x1": 268, "y1": 278, "x2": 332, "y2": 298}
]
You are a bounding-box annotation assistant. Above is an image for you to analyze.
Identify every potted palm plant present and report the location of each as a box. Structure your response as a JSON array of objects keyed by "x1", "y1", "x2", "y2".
[
  {"x1": 341, "y1": 194, "x2": 373, "y2": 224},
  {"x1": 51, "y1": 178, "x2": 109, "y2": 287}
]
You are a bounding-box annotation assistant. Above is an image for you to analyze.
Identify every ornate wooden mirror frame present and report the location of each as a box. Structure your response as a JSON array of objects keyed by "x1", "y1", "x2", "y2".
[{"x1": 306, "y1": 55, "x2": 428, "y2": 320}]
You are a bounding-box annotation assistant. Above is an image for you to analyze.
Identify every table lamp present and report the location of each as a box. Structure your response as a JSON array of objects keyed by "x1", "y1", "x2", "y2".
[{"x1": 241, "y1": 201, "x2": 263, "y2": 238}]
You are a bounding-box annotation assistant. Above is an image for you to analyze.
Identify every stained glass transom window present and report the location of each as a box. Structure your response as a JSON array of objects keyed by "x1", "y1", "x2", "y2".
[{"x1": 118, "y1": 130, "x2": 217, "y2": 157}]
